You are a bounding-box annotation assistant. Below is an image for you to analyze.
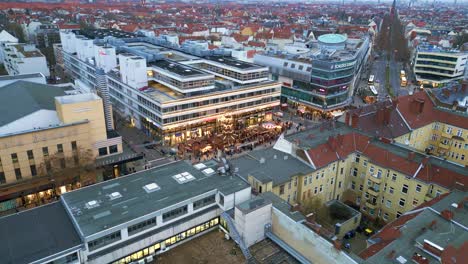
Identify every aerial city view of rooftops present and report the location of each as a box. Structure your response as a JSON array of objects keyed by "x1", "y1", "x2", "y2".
[{"x1": 0, "y1": 0, "x2": 467, "y2": 264}]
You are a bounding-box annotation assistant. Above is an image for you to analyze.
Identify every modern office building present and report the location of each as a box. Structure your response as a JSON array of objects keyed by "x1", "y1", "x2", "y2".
[
  {"x1": 0, "y1": 43, "x2": 50, "y2": 77},
  {"x1": 0, "y1": 81, "x2": 123, "y2": 214},
  {"x1": 413, "y1": 44, "x2": 468, "y2": 87},
  {"x1": 58, "y1": 29, "x2": 281, "y2": 145},
  {"x1": 254, "y1": 34, "x2": 370, "y2": 114}
]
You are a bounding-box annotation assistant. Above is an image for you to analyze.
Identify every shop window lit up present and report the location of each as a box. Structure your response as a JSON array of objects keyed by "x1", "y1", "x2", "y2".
[{"x1": 113, "y1": 217, "x2": 220, "y2": 264}]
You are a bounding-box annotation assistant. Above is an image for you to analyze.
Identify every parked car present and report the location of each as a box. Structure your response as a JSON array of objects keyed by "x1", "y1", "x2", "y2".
[
  {"x1": 356, "y1": 224, "x2": 366, "y2": 233},
  {"x1": 364, "y1": 228, "x2": 375, "y2": 236},
  {"x1": 344, "y1": 230, "x2": 356, "y2": 239}
]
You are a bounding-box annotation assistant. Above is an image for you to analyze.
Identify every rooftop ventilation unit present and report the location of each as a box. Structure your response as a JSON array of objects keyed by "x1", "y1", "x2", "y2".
[
  {"x1": 173, "y1": 172, "x2": 196, "y2": 184},
  {"x1": 396, "y1": 256, "x2": 407, "y2": 264},
  {"x1": 143, "y1": 183, "x2": 160, "y2": 193},
  {"x1": 202, "y1": 168, "x2": 215, "y2": 176},
  {"x1": 85, "y1": 200, "x2": 100, "y2": 209},
  {"x1": 109, "y1": 192, "x2": 122, "y2": 200},
  {"x1": 194, "y1": 163, "x2": 207, "y2": 170}
]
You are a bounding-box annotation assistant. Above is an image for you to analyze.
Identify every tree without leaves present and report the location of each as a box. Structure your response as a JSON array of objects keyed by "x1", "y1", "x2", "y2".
[{"x1": 37, "y1": 148, "x2": 99, "y2": 188}]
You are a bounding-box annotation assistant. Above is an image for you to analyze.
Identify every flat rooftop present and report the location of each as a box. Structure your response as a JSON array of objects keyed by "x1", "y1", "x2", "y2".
[
  {"x1": 151, "y1": 59, "x2": 212, "y2": 78},
  {"x1": 230, "y1": 148, "x2": 314, "y2": 186},
  {"x1": 0, "y1": 202, "x2": 81, "y2": 264},
  {"x1": 78, "y1": 28, "x2": 137, "y2": 39},
  {"x1": 205, "y1": 56, "x2": 266, "y2": 70},
  {"x1": 56, "y1": 93, "x2": 101, "y2": 104},
  {"x1": 0, "y1": 73, "x2": 43, "y2": 81},
  {"x1": 61, "y1": 160, "x2": 249, "y2": 237}
]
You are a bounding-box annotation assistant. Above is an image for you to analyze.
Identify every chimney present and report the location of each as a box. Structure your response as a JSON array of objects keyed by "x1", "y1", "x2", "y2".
[
  {"x1": 376, "y1": 107, "x2": 385, "y2": 124},
  {"x1": 423, "y1": 239, "x2": 444, "y2": 257},
  {"x1": 461, "y1": 81, "x2": 467, "y2": 93},
  {"x1": 351, "y1": 113, "x2": 359, "y2": 128},
  {"x1": 392, "y1": 98, "x2": 399, "y2": 109},
  {"x1": 413, "y1": 98, "x2": 425, "y2": 114},
  {"x1": 442, "y1": 89, "x2": 451, "y2": 98},
  {"x1": 328, "y1": 136, "x2": 337, "y2": 151},
  {"x1": 408, "y1": 152, "x2": 416, "y2": 161},
  {"x1": 384, "y1": 106, "x2": 392, "y2": 125},
  {"x1": 306, "y1": 213, "x2": 315, "y2": 222},
  {"x1": 345, "y1": 112, "x2": 351, "y2": 126},
  {"x1": 441, "y1": 209, "x2": 454, "y2": 221},
  {"x1": 412, "y1": 253, "x2": 429, "y2": 264}
]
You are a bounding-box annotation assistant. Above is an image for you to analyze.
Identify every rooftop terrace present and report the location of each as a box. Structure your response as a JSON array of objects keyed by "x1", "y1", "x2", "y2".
[
  {"x1": 150, "y1": 59, "x2": 212, "y2": 78},
  {"x1": 205, "y1": 56, "x2": 266, "y2": 71}
]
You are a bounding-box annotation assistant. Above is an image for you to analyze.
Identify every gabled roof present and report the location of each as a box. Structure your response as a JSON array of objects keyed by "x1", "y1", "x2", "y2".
[
  {"x1": 397, "y1": 90, "x2": 467, "y2": 130},
  {"x1": 345, "y1": 99, "x2": 411, "y2": 139},
  {"x1": 0, "y1": 30, "x2": 18, "y2": 43}
]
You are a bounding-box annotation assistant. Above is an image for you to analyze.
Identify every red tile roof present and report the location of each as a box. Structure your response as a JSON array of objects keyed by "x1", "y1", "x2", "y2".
[
  {"x1": 396, "y1": 91, "x2": 468, "y2": 130},
  {"x1": 359, "y1": 193, "x2": 450, "y2": 260},
  {"x1": 306, "y1": 131, "x2": 467, "y2": 190}
]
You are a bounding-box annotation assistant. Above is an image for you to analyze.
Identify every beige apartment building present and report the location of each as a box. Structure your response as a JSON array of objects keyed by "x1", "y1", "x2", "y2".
[{"x1": 0, "y1": 81, "x2": 123, "y2": 212}]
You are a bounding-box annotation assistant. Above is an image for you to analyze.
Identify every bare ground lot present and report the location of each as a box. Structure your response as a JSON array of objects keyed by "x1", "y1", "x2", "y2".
[{"x1": 154, "y1": 230, "x2": 245, "y2": 264}]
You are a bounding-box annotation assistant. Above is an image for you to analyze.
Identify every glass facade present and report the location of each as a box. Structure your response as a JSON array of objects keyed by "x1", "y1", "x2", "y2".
[{"x1": 112, "y1": 217, "x2": 220, "y2": 264}]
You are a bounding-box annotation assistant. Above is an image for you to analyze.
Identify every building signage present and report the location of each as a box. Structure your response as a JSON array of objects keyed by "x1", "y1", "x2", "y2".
[{"x1": 333, "y1": 61, "x2": 356, "y2": 69}]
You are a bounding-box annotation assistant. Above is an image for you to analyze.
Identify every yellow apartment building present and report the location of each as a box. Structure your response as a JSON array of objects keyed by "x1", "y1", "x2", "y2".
[
  {"x1": 0, "y1": 81, "x2": 123, "y2": 212},
  {"x1": 395, "y1": 121, "x2": 467, "y2": 166},
  {"x1": 233, "y1": 119, "x2": 466, "y2": 225}
]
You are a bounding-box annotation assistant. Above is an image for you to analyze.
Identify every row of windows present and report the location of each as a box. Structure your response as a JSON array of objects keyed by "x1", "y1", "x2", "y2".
[
  {"x1": 282, "y1": 61, "x2": 312, "y2": 72},
  {"x1": 417, "y1": 54, "x2": 459, "y2": 62},
  {"x1": 152, "y1": 71, "x2": 214, "y2": 90},
  {"x1": 199, "y1": 63, "x2": 268, "y2": 81},
  {"x1": 415, "y1": 60, "x2": 456, "y2": 69},
  {"x1": 415, "y1": 66, "x2": 456, "y2": 75},
  {"x1": 88, "y1": 231, "x2": 122, "y2": 251},
  {"x1": 98, "y1": 145, "x2": 119, "y2": 157},
  {"x1": 162, "y1": 96, "x2": 279, "y2": 124},
  {"x1": 128, "y1": 218, "x2": 157, "y2": 236},
  {"x1": 283, "y1": 86, "x2": 349, "y2": 106},
  {"x1": 193, "y1": 194, "x2": 216, "y2": 210},
  {"x1": 1, "y1": 142, "x2": 78, "y2": 183},
  {"x1": 112, "y1": 217, "x2": 220, "y2": 264},
  {"x1": 162, "y1": 88, "x2": 278, "y2": 114},
  {"x1": 162, "y1": 205, "x2": 188, "y2": 222}
]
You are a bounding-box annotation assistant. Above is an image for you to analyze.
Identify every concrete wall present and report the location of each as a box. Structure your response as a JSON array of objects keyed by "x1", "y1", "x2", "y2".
[
  {"x1": 55, "y1": 95, "x2": 108, "y2": 156},
  {"x1": 271, "y1": 208, "x2": 357, "y2": 264},
  {"x1": 16, "y1": 56, "x2": 50, "y2": 77},
  {"x1": 235, "y1": 203, "x2": 272, "y2": 247},
  {"x1": 221, "y1": 186, "x2": 251, "y2": 211}
]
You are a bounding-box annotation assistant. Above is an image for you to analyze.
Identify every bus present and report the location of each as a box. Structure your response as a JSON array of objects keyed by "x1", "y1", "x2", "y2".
[
  {"x1": 368, "y1": 75, "x2": 375, "y2": 85},
  {"x1": 369, "y1": 85, "x2": 378, "y2": 96},
  {"x1": 401, "y1": 76, "x2": 407, "y2": 87}
]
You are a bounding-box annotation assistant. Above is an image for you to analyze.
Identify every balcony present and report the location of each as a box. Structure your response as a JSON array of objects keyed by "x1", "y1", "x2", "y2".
[
  {"x1": 365, "y1": 200, "x2": 378, "y2": 210},
  {"x1": 367, "y1": 187, "x2": 380, "y2": 197},
  {"x1": 424, "y1": 194, "x2": 433, "y2": 202},
  {"x1": 438, "y1": 142, "x2": 450, "y2": 150},
  {"x1": 441, "y1": 132, "x2": 452, "y2": 139},
  {"x1": 369, "y1": 174, "x2": 382, "y2": 184}
]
